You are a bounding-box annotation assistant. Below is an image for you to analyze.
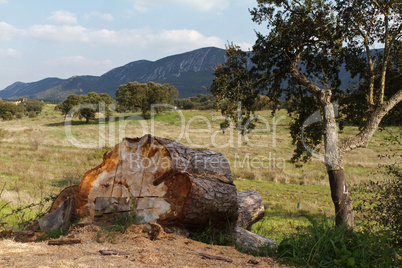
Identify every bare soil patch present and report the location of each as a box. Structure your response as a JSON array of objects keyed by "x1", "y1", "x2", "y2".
[{"x1": 0, "y1": 224, "x2": 294, "y2": 267}]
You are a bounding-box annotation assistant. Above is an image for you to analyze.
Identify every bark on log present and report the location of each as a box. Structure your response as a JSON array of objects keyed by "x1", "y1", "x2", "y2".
[
  {"x1": 74, "y1": 134, "x2": 238, "y2": 230},
  {"x1": 38, "y1": 196, "x2": 75, "y2": 232},
  {"x1": 237, "y1": 190, "x2": 265, "y2": 230},
  {"x1": 235, "y1": 226, "x2": 278, "y2": 253}
]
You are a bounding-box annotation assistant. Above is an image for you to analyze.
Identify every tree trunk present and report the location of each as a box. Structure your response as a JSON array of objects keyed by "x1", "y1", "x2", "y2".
[
  {"x1": 74, "y1": 134, "x2": 238, "y2": 230},
  {"x1": 237, "y1": 190, "x2": 265, "y2": 230},
  {"x1": 328, "y1": 169, "x2": 354, "y2": 228},
  {"x1": 322, "y1": 102, "x2": 354, "y2": 229}
]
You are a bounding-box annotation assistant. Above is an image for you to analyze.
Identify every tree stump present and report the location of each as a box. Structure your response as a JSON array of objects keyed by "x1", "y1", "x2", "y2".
[{"x1": 74, "y1": 134, "x2": 238, "y2": 230}]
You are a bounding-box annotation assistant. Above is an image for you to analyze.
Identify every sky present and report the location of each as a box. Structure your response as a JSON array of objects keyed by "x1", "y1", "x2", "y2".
[{"x1": 0, "y1": 0, "x2": 264, "y2": 91}]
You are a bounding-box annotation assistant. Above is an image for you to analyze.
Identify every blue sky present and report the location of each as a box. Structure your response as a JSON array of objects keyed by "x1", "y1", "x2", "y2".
[{"x1": 0, "y1": 0, "x2": 263, "y2": 90}]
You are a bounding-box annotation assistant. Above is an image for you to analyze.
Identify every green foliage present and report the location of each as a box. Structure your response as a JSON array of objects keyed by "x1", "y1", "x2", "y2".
[
  {"x1": 55, "y1": 92, "x2": 114, "y2": 124},
  {"x1": 28, "y1": 111, "x2": 36, "y2": 118},
  {"x1": 0, "y1": 99, "x2": 46, "y2": 120},
  {"x1": 55, "y1": 94, "x2": 83, "y2": 116},
  {"x1": 209, "y1": 43, "x2": 258, "y2": 135},
  {"x1": 116, "y1": 81, "x2": 178, "y2": 119},
  {"x1": 250, "y1": 0, "x2": 343, "y2": 162},
  {"x1": 354, "y1": 166, "x2": 402, "y2": 247},
  {"x1": 0, "y1": 101, "x2": 21, "y2": 120},
  {"x1": 174, "y1": 94, "x2": 216, "y2": 110},
  {"x1": 25, "y1": 99, "x2": 44, "y2": 114},
  {"x1": 274, "y1": 215, "x2": 399, "y2": 267}
]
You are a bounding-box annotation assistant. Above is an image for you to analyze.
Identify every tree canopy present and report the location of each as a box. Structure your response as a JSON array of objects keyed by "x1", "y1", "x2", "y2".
[
  {"x1": 116, "y1": 81, "x2": 178, "y2": 118},
  {"x1": 55, "y1": 92, "x2": 114, "y2": 124},
  {"x1": 209, "y1": 43, "x2": 258, "y2": 135}
]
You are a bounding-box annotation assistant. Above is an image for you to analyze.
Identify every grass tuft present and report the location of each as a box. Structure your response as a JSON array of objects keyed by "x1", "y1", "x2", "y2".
[{"x1": 273, "y1": 215, "x2": 399, "y2": 267}]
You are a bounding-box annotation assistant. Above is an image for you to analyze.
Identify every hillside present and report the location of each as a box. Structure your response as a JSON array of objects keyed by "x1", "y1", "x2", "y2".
[{"x1": 0, "y1": 47, "x2": 226, "y2": 101}]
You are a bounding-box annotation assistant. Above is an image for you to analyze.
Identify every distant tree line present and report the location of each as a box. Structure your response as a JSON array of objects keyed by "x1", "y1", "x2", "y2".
[
  {"x1": 116, "y1": 81, "x2": 178, "y2": 118},
  {"x1": 55, "y1": 92, "x2": 113, "y2": 124},
  {"x1": 174, "y1": 93, "x2": 274, "y2": 111},
  {"x1": 0, "y1": 98, "x2": 44, "y2": 120}
]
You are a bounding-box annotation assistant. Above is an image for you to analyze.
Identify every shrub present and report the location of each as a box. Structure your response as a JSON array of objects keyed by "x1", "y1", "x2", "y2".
[
  {"x1": 354, "y1": 165, "x2": 402, "y2": 247},
  {"x1": 28, "y1": 111, "x2": 37, "y2": 118},
  {"x1": 274, "y1": 215, "x2": 399, "y2": 267},
  {"x1": 15, "y1": 112, "x2": 23, "y2": 119},
  {"x1": 2, "y1": 111, "x2": 13, "y2": 120}
]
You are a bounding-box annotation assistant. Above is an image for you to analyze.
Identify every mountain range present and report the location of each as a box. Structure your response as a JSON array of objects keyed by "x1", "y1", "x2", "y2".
[{"x1": 0, "y1": 47, "x2": 226, "y2": 101}]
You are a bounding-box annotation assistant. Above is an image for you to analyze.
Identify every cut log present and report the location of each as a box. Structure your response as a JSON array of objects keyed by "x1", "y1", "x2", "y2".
[
  {"x1": 237, "y1": 190, "x2": 265, "y2": 230},
  {"x1": 74, "y1": 134, "x2": 238, "y2": 230},
  {"x1": 235, "y1": 226, "x2": 278, "y2": 253}
]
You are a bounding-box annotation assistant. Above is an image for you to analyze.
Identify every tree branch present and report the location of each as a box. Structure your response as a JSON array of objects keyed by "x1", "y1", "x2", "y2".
[{"x1": 340, "y1": 89, "x2": 402, "y2": 154}]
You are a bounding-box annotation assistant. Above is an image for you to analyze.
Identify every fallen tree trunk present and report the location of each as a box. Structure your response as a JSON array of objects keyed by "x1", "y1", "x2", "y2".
[{"x1": 74, "y1": 134, "x2": 238, "y2": 230}]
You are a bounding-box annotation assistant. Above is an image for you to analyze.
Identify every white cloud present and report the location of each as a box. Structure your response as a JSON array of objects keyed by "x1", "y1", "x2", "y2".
[
  {"x1": 175, "y1": 0, "x2": 230, "y2": 11},
  {"x1": 0, "y1": 48, "x2": 21, "y2": 58},
  {"x1": 84, "y1": 12, "x2": 114, "y2": 21},
  {"x1": 29, "y1": 24, "x2": 88, "y2": 42},
  {"x1": 47, "y1": 10, "x2": 77, "y2": 25},
  {"x1": 128, "y1": 0, "x2": 230, "y2": 12},
  {"x1": 0, "y1": 22, "x2": 25, "y2": 41},
  {"x1": 28, "y1": 24, "x2": 224, "y2": 53},
  {"x1": 0, "y1": 0, "x2": 8, "y2": 4}
]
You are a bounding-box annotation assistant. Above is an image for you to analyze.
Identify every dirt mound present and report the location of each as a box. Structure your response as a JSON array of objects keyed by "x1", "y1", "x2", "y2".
[{"x1": 0, "y1": 224, "x2": 292, "y2": 267}]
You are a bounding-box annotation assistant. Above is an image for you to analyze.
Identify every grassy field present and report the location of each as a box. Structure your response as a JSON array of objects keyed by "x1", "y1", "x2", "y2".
[{"x1": 0, "y1": 104, "x2": 400, "y2": 242}]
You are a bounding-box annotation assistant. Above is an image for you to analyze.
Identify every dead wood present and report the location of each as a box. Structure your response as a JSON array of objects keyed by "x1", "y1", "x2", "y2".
[
  {"x1": 48, "y1": 238, "x2": 81, "y2": 245},
  {"x1": 198, "y1": 253, "x2": 233, "y2": 263},
  {"x1": 99, "y1": 250, "x2": 129, "y2": 256}
]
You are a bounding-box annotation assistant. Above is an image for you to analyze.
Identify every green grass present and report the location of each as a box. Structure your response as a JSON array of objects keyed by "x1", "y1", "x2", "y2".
[{"x1": 273, "y1": 215, "x2": 399, "y2": 267}]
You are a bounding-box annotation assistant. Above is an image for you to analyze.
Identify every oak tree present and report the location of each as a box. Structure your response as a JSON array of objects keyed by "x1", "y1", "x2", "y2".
[
  {"x1": 250, "y1": 0, "x2": 401, "y2": 228},
  {"x1": 116, "y1": 82, "x2": 178, "y2": 118}
]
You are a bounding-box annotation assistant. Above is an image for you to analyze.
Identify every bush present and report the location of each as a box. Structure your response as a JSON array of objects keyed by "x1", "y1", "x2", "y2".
[
  {"x1": 28, "y1": 111, "x2": 37, "y2": 118},
  {"x1": 354, "y1": 165, "x2": 402, "y2": 247},
  {"x1": 15, "y1": 112, "x2": 23, "y2": 119},
  {"x1": 274, "y1": 215, "x2": 399, "y2": 267},
  {"x1": 2, "y1": 111, "x2": 13, "y2": 120}
]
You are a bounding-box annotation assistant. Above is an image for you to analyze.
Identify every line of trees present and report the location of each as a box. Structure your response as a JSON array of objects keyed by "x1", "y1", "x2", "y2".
[
  {"x1": 116, "y1": 81, "x2": 178, "y2": 118},
  {"x1": 0, "y1": 98, "x2": 44, "y2": 120},
  {"x1": 55, "y1": 92, "x2": 113, "y2": 124}
]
